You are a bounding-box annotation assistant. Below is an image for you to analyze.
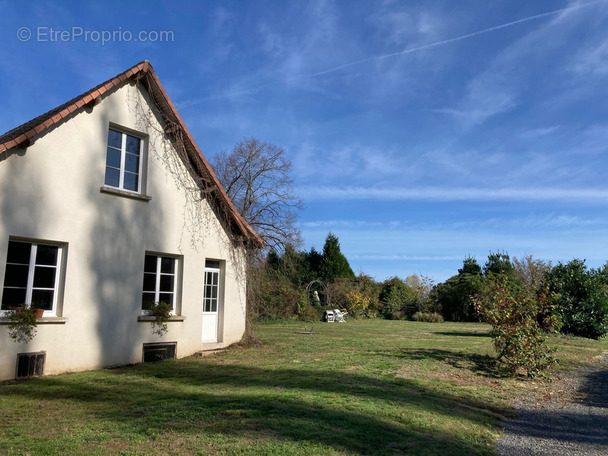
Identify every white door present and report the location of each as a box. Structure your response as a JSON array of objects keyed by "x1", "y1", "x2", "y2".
[{"x1": 202, "y1": 262, "x2": 220, "y2": 342}]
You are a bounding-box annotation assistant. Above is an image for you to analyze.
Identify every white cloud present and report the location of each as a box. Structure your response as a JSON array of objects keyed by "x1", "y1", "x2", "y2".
[
  {"x1": 436, "y1": 1, "x2": 607, "y2": 128},
  {"x1": 443, "y1": 75, "x2": 518, "y2": 128},
  {"x1": 368, "y1": 3, "x2": 445, "y2": 46},
  {"x1": 573, "y1": 38, "x2": 608, "y2": 76},
  {"x1": 296, "y1": 185, "x2": 608, "y2": 202},
  {"x1": 256, "y1": 0, "x2": 341, "y2": 86},
  {"x1": 292, "y1": 143, "x2": 406, "y2": 182},
  {"x1": 352, "y1": 254, "x2": 463, "y2": 261},
  {"x1": 519, "y1": 126, "x2": 560, "y2": 139},
  {"x1": 576, "y1": 124, "x2": 608, "y2": 155},
  {"x1": 299, "y1": 219, "x2": 397, "y2": 229},
  {"x1": 451, "y1": 213, "x2": 608, "y2": 230}
]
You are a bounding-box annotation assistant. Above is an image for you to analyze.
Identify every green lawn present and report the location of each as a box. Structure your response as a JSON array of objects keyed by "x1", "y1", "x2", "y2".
[{"x1": 1, "y1": 320, "x2": 606, "y2": 455}]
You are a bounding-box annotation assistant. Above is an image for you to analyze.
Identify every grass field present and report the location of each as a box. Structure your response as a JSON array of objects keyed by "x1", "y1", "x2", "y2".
[{"x1": 1, "y1": 320, "x2": 606, "y2": 455}]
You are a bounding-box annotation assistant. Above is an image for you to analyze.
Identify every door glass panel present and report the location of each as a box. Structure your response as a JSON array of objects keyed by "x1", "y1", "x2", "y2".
[{"x1": 204, "y1": 268, "x2": 220, "y2": 317}]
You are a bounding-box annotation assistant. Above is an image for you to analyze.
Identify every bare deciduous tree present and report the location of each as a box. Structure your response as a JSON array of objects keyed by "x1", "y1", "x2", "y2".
[
  {"x1": 512, "y1": 255, "x2": 552, "y2": 293},
  {"x1": 211, "y1": 137, "x2": 303, "y2": 251}
]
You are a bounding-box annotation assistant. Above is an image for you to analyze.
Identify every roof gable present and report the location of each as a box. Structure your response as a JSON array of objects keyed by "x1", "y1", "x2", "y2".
[{"x1": 0, "y1": 61, "x2": 262, "y2": 246}]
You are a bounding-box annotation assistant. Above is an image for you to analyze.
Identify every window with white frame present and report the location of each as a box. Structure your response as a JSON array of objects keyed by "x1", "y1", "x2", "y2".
[
  {"x1": 141, "y1": 254, "x2": 178, "y2": 314},
  {"x1": 104, "y1": 127, "x2": 143, "y2": 193},
  {"x1": 1, "y1": 240, "x2": 62, "y2": 315}
]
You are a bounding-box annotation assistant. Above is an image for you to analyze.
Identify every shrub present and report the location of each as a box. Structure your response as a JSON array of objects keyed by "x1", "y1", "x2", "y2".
[
  {"x1": 412, "y1": 312, "x2": 444, "y2": 323},
  {"x1": 474, "y1": 276, "x2": 562, "y2": 379},
  {"x1": 544, "y1": 259, "x2": 608, "y2": 339},
  {"x1": 386, "y1": 310, "x2": 408, "y2": 320},
  {"x1": 296, "y1": 293, "x2": 319, "y2": 322},
  {"x1": 345, "y1": 290, "x2": 373, "y2": 317},
  {"x1": 379, "y1": 277, "x2": 418, "y2": 318},
  {"x1": 256, "y1": 277, "x2": 302, "y2": 321},
  {"x1": 325, "y1": 279, "x2": 353, "y2": 312}
]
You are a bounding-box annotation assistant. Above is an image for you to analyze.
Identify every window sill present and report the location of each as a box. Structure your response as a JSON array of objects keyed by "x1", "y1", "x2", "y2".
[
  {"x1": 0, "y1": 317, "x2": 68, "y2": 325},
  {"x1": 137, "y1": 316, "x2": 186, "y2": 322},
  {"x1": 100, "y1": 186, "x2": 152, "y2": 202}
]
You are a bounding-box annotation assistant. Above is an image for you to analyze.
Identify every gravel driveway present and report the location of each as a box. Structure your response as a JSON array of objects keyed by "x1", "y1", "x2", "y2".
[{"x1": 497, "y1": 354, "x2": 608, "y2": 456}]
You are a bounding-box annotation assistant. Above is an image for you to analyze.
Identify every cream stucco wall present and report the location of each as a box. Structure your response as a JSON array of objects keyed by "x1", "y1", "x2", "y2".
[{"x1": 0, "y1": 82, "x2": 248, "y2": 381}]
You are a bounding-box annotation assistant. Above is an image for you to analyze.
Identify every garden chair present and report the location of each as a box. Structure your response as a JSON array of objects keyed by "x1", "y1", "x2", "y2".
[
  {"x1": 333, "y1": 309, "x2": 347, "y2": 322},
  {"x1": 323, "y1": 310, "x2": 335, "y2": 322}
]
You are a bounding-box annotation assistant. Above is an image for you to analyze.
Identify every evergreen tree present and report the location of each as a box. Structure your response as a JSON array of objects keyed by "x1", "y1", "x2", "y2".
[
  {"x1": 483, "y1": 252, "x2": 514, "y2": 278},
  {"x1": 304, "y1": 247, "x2": 323, "y2": 282},
  {"x1": 320, "y1": 233, "x2": 355, "y2": 282},
  {"x1": 458, "y1": 256, "x2": 482, "y2": 275}
]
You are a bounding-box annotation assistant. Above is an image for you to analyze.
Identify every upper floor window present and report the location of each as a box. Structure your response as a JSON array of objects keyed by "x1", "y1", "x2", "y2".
[
  {"x1": 1, "y1": 240, "x2": 63, "y2": 316},
  {"x1": 104, "y1": 128, "x2": 142, "y2": 193}
]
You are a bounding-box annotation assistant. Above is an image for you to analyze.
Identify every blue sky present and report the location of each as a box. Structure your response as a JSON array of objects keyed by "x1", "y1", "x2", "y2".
[{"x1": 1, "y1": 1, "x2": 608, "y2": 283}]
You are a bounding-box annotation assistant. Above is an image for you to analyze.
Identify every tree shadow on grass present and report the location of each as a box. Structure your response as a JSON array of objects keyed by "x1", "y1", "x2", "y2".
[
  {"x1": 433, "y1": 331, "x2": 491, "y2": 338},
  {"x1": 386, "y1": 348, "x2": 509, "y2": 379},
  {"x1": 1, "y1": 360, "x2": 507, "y2": 455}
]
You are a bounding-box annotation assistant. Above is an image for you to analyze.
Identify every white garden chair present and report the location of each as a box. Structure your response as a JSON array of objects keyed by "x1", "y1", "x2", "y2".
[
  {"x1": 333, "y1": 309, "x2": 347, "y2": 322},
  {"x1": 323, "y1": 310, "x2": 335, "y2": 322}
]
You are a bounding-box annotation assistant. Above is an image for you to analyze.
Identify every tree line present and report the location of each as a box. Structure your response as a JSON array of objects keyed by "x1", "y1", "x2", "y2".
[
  {"x1": 253, "y1": 244, "x2": 608, "y2": 340},
  {"x1": 212, "y1": 138, "x2": 608, "y2": 344}
]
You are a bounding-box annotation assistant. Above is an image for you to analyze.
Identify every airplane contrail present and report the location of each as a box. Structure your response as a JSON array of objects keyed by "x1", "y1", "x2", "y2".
[
  {"x1": 179, "y1": 0, "x2": 605, "y2": 106},
  {"x1": 303, "y1": 0, "x2": 605, "y2": 78}
]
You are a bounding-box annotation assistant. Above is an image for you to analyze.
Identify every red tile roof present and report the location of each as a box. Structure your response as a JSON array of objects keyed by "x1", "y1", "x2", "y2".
[{"x1": 0, "y1": 61, "x2": 263, "y2": 246}]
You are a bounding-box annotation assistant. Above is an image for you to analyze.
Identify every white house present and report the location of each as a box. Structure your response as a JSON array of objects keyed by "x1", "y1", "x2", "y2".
[{"x1": 0, "y1": 61, "x2": 262, "y2": 381}]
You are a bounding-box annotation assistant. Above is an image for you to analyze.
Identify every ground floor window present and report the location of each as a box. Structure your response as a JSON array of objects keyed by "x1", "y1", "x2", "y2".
[
  {"x1": 1, "y1": 239, "x2": 62, "y2": 315},
  {"x1": 142, "y1": 254, "x2": 179, "y2": 314}
]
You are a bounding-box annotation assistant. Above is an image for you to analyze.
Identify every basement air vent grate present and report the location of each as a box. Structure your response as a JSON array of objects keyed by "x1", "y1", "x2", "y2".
[
  {"x1": 143, "y1": 342, "x2": 177, "y2": 362},
  {"x1": 16, "y1": 351, "x2": 46, "y2": 379}
]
